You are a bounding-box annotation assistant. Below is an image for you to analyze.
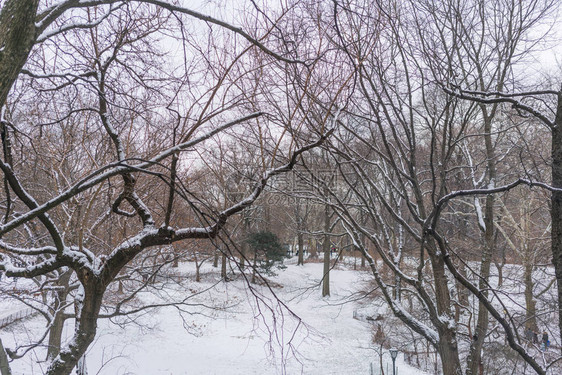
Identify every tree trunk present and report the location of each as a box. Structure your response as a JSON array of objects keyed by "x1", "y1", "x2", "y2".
[
  {"x1": 0, "y1": 338, "x2": 11, "y2": 375},
  {"x1": 551, "y1": 97, "x2": 562, "y2": 353},
  {"x1": 47, "y1": 269, "x2": 73, "y2": 360},
  {"x1": 194, "y1": 253, "x2": 201, "y2": 282},
  {"x1": 495, "y1": 260, "x2": 504, "y2": 288},
  {"x1": 45, "y1": 280, "x2": 105, "y2": 375},
  {"x1": 322, "y1": 199, "x2": 330, "y2": 297},
  {"x1": 221, "y1": 250, "x2": 227, "y2": 281},
  {"x1": 213, "y1": 249, "x2": 218, "y2": 268},
  {"x1": 172, "y1": 245, "x2": 179, "y2": 268},
  {"x1": 195, "y1": 262, "x2": 201, "y2": 282},
  {"x1": 438, "y1": 328, "x2": 462, "y2": 375},
  {"x1": 455, "y1": 261, "x2": 470, "y2": 323},
  {"x1": 468, "y1": 111, "x2": 496, "y2": 375},
  {"x1": 494, "y1": 241, "x2": 506, "y2": 288},
  {"x1": 251, "y1": 250, "x2": 257, "y2": 284},
  {"x1": 467, "y1": 205, "x2": 493, "y2": 375},
  {"x1": 431, "y1": 254, "x2": 463, "y2": 375},
  {"x1": 322, "y1": 243, "x2": 330, "y2": 297},
  {"x1": 524, "y1": 261, "x2": 537, "y2": 332},
  {"x1": 297, "y1": 231, "x2": 304, "y2": 266},
  {"x1": 295, "y1": 199, "x2": 306, "y2": 266},
  {"x1": 0, "y1": 0, "x2": 40, "y2": 108},
  {"x1": 47, "y1": 308, "x2": 66, "y2": 361},
  {"x1": 309, "y1": 238, "x2": 317, "y2": 259},
  {"x1": 360, "y1": 210, "x2": 366, "y2": 268},
  {"x1": 394, "y1": 273, "x2": 401, "y2": 301},
  {"x1": 240, "y1": 240, "x2": 246, "y2": 270},
  {"x1": 240, "y1": 218, "x2": 250, "y2": 270}
]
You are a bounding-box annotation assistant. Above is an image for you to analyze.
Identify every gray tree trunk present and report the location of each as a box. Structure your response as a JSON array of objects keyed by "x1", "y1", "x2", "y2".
[
  {"x1": 431, "y1": 255, "x2": 463, "y2": 375},
  {"x1": 240, "y1": 218, "x2": 250, "y2": 270},
  {"x1": 524, "y1": 262, "x2": 538, "y2": 332},
  {"x1": 297, "y1": 232, "x2": 304, "y2": 266},
  {"x1": 194, "y1": 253, "x2": 201, "y2": 282},
  {"x1": 221, "y1": 250, "x2": 227, "y2": 281},
  {"x1": 213, "y1": 249, "x2": 219, "y2": 268},
  {"x1": 47, "y1": 270, "x2": 73, "y2": 360},
  {"x1": 551, "y1": 95, "x2": 562, "y2": 353},
  {"x1": 467, "y1": 111, "x2": 496, "y2": 375},
  {"x1": 45, "y1": 280, "x2": 105, "y2": 375},
  {"x1": 47, "y1": 307, "x2": 66, "y2": 361},
  {"x1": 360, "y1": 210, "x2": 366, "y2": 268},
  {"x1": 251, "y1": 250, "x2": 258, "y2": 284},
  {"x1": 309, "y1": 238, "x2": 317, "y2": 259},
  {"x1": 0, "y1": 0, "x2": 40, "y2": 108},
  {"x1": 296, "y1": 201, "x2": 305, "y2": 266},
  {"x1": 0, "y1": 338, "x2": 11, "y2": 375},
  {"x1": 322, "y1": 198, "x2": 330, "y2": 297}
]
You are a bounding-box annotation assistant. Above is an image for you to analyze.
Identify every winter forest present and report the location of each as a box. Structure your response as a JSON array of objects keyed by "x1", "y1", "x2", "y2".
[{"x1": 0, "y1": 0, "x2": 562, "y2": 374}]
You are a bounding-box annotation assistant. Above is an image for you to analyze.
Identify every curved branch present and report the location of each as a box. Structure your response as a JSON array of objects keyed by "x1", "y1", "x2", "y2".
[
  {"x1": 444, "y1": 87, "x2": 555, "y2": 128},
  {"x1": 0, "y1": 112, "x2": 264, "y2": 236}
]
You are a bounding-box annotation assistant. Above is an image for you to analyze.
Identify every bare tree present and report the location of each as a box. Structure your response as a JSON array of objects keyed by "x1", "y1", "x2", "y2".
[
  {"x1": 0, "y1": 1, "x2": 334, "y2": 374},
  {"x1": 325, "y1": 0, "x2": 561, "y2": 374}
]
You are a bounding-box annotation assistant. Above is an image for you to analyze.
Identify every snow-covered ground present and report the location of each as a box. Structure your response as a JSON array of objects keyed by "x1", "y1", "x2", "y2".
[{"x1": 1, "y1": 260, "x2": 425, "y2": 375}]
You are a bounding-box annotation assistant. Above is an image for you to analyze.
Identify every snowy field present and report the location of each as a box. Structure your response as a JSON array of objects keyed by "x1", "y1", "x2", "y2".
[{"x1": 1, "y1": 260, "x2": 424, "y2": 375}]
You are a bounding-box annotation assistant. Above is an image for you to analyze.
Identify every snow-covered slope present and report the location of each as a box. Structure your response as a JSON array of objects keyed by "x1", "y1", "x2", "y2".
[{"x1": 2, "y1": 260, "x2": 424, "y2": 375}]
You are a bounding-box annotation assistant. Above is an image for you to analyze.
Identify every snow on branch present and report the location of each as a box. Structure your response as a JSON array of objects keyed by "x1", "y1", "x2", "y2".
[
  {"x1": 444, "y1": 87, "x2": 556, "y2": 128},
  {"x1": 0, "y1": 160, "x2": 65, "y2": 252},
  {"x1": 340, "y1": 219, "x2": 439, "y2": 346},
  {"x1": 453, "y1": 88, "x2": 560, "y2": 98},
  {"x1": 428, "y1": 178, "x2": 562, "y2": 230},
  {"x1": 0, "y1": 240, "x2": 57, "y2": 256},
  {"x1": 217, "y1": 129, "x2": 334, "y2": 220},
  {"x1": 436, "y1": 178, "x2": 562, "y2": 206},
  {"x1": 100, "y1": 130, "x2": 332, "y2": 280},
  {"x1": 433, "y1": 232, "x2": 547, "y2": 375},
  {"x1": 0, "y1": 257, "x2": 60, "y2": 278},
  {"x1": 0, "y1": 112, "x2": 264, "y2": 237},
  {"x1": 36, "y1": 2, "x2": 123, "y2": 42}
]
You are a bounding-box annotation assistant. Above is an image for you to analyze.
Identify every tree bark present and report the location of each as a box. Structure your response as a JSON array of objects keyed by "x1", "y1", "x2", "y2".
[
  {"x1": 431, "y1": 254, "x2": 463, "y2": 375},
  {"x1": 0, "y1": 338, "x2": 11, "y2": 375},
  {"x1": 47, "y1": 303, "x2": 67, "y2": 361},
  {"x1": 221, "y1": 250, "x2": 227, "y2": 281},
  {"x1": 309, "y1": 238, "x2": 317, "y2": 259},
  {"x1": 438, "y1": 327, "x2": 462, "y2": 375},
  {"x1": 454, "y1": 261, "x2": 470, "y2": 323},
  {"x1": 322, "y1": 195, "x2": 330, "y2": 297},
  {"x1": 468, "y1": 110, "x2": 496, "y2": 375},
  {"x1": 45, "y1": 280, "x2": 105, "y2": 375},
  {"x1": 194, "y1": 253, "x2": 201, "y2": 282},
  {"x1": 297, "y1": 231, "x2": 304, "y2": 266},
  {"x1": 467, "y1": 196, "x2": 493, "y2": 375},
  {"x1": 47, "y1": 270, "x2": 73, "y2": 360},
  {"x1": 295, "y1": 198, "x2": 305, "y2": 266},
  {"x1": 240, "y1": 218, "x2": 249, "y2": 270},
  {"x1": 322, "y1": 239, "x2": 330, "y2": 297},
  {"x1": 0, "y1": 0, "x2": 39, "y2": 108},
  {"x1": 551, "y1": 93, "x2": 562, "y2": 353},
  {"x1": 360, "y1": 210, "x2": 366, "y2": 268},
  {"x1": 523, "y1": 261, "x2": 537, "y2": 332},
  {"x1": 251, "y1": 250, "x2": 257, "y2": 284}
]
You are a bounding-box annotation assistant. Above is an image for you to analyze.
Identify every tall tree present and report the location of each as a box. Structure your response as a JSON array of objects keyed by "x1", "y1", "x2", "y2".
[{"x1": 0, "y1": 1, "x2": 332, "y2": 374}]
